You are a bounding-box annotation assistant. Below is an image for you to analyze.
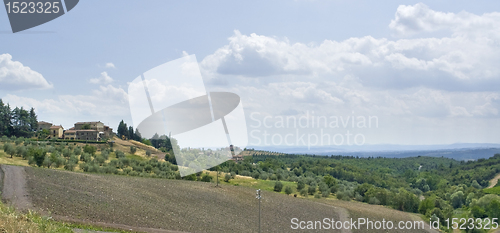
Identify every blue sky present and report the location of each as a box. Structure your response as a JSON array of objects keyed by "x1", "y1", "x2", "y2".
[{"x1": 1, "y1": 0, "x2": 500, "y2": 146}]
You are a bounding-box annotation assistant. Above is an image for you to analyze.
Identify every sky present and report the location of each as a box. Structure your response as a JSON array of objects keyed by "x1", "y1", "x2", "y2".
[{"x1": 1, "y1": 0, "x2": 500, "y2": 147}]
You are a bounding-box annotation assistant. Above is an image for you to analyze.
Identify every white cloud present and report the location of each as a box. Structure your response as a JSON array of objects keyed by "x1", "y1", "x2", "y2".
[
  {"x1": 201, "y1": 17, "x2": 500, "y2": 90},
  {"x1": 201, "y1": 11, "x2": 500, "y2": 91},
  {"x1": 198, "y1": 4, "x2": 500, "y2": 135},
  {"x1": 269, "y1": 82, "x2": 344, "y2": 104},
  {"x1": 0, "y1": 54, "x2": 53, "y2": 90},
  {"x1": 90, "y1": 72, "x2": 114, "y2": 84},
  {"x1": 105, "y1": 63, "x2": 116, "y2": 68},
  {"x1": 93, "y1": 84, "x2": 128, "y2": 103},
  {"x1": 389, "y1": 3, "x2": 500, "y2": 37},
  {"x1": 3, "y1": 84, "x2": 129, "y2": 129},
  {"x1": 201, "y1": 31, "x2": 376, "y2": 78}
]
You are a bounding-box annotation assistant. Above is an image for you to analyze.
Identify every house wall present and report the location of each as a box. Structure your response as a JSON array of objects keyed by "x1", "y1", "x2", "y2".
[
  {"x1": 64, "y1": 132, "x2": 76, "y2": 140},
  {"x1": 50, "y1": 128, "x2": 63, "y2": 139},
  {"x1": 75, "y1": 122, "x2": 104, "y2": 131},
  {"x1": 38, "y1": 123, "x2": 52, "y2": 131},
  {"x1": 75, "y1": 130, "x2": 100, "y2": 141}
]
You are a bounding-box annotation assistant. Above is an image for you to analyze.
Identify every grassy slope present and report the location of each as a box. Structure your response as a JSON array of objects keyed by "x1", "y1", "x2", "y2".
[
  {"x1": 111, "y1": 136, "x2": 164, "y2": 160},
  {"x1": 0, "y1": 151, "x2": 29, "y2": 167},
  {"x1": 0, "y1": 189, "x2": 125, "y2": 233},
  {"x1": 0, "y1": 138, "x2": 159, "y2": 172},
  {"x1": 0, "y1": 201, "x2": 73, "y2": 233},
  {"x1": 484, "y1": 186, "x2": 500, "y2": 195},
  {"x1": 206, "y1": 171, "x2": 297, "y2": 193}
]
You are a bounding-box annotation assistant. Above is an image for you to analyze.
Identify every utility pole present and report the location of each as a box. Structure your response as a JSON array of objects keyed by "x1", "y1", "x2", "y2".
[
  {"x1": 216, "y1": 169, "x2": 219, "y2": 187},
  {"x1": 256, "y1": 189, "x2": 262, "y2": 233}
]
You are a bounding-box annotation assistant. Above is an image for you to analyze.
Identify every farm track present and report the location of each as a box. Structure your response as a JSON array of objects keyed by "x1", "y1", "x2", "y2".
[
  {"x1": 0, "y1": 165, "x2": 32, "y2": 211},
  {"x1": 488, "y1": 173, "x2": 500, "y2": 188}
]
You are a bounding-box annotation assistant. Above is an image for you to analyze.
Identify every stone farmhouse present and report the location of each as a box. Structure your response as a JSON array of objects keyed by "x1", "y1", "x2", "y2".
[
  {"x1": 38, "y1": 121, "x2": 113, "y2": 141},
  {"x1": 38, "y1": 121, "x2": 53, "y2": 131},
  {"x1": 49, "y1": 125, "x2": 64, "y2": 139}
]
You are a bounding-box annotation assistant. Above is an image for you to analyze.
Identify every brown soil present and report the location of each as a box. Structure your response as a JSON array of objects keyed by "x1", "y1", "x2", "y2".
[
  {"x1": 24, "y1": 167, "x2": 348, "y2": 233},
  {"x1": 2, "y1": 164, "x2": 443, "y2": 233}
]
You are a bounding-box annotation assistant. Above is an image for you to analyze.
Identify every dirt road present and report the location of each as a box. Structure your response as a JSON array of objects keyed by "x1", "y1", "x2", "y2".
[
  {"x1": 0, "y1": 165, "x2": 32, "y2": 211},
  {"x1": 488, "y1": 173, "x2": 500, "y2": 188}
]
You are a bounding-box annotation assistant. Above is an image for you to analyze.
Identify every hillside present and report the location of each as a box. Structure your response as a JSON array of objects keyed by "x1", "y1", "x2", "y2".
[
  {"x1": 111, "y1": 136, "x2": 165, "y2": 160},
  {"x1": 6, "y1": 166, "x2": 429, "y2": 233},
  {"x1": 1, "y1": 136, "x2": 499, "y2": 232}
]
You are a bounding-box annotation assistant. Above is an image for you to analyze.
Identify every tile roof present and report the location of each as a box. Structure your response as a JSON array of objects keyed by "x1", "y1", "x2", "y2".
[{"x1": 75, "y1": 121, "x2": 102, "y2": 124}]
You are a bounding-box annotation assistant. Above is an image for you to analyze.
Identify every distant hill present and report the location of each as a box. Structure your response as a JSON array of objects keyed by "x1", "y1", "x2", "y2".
[
  {"x1": 317, "y1": 148, "x2": 500, "y2": 161},
  {"x1": 253, "y1": 144, "x2": 500, "y2": 160}
]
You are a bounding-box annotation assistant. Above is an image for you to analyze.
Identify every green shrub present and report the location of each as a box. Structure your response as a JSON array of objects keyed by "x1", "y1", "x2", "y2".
[
  {"x1": 123, "y1": 167, "x2": 132, "y2": 174},
  {"x1": 64, "y1": 163, "x2": 76, "y2": 171},
  {"x1": 62, "y1": 148, "x2": 72, "y2": 157},
  {"x1": 3, "y1": 143, "x2": 15, "y2": 158},
  {"x1": 368, "y1": 197, "x2": 381, "y2": 205},
  {"x1": 285, "y1": 186, "x2": 293, "y2": 195},
  {"x1": 15, "y1": 146, "x2": 26, "y2": 158},
  {"x1": 184, "y1": 173, "x2": 197, "y2": 181},
  {"x1": 101, "y1": 150, "x2": 109, "y2": 160},
  {"x1": 224, "y1": 173, "x2": 232, "y2": 182},
  {"x1": 29, "y1": 147, "x2": 46, "y2": 167},
  {"x1": 14, "y1": 138, "x2": 23, "y2": 145},
  {"x1": 297, "y1": 180, "x2": 305, "y2": 191},
  {"x1": 73, "y1": 146, "x2": 81, "y2": 155},
  {"x1": 274, "y1": 181, "x2": 283, "y2": 192},
  {"x1": 300, "y1": 189, "x2": 308, "y2": 197},
  {"x1": 322, "y1": 190, "x2": 330, "y2": 198},
  {"x1": 471, "y1": 205, "x2": 486, "y2": 218},
  {"x1": 355, "y1": 193, "x2": 364, "y2": 202},
  {"x1": 336, "y1": 191, "x2": 351, "y2": 201},
  {"x1": 80, "y1": 153, "x2": 92, "y2": 163},
  {"x1": 115, "y1": 150, "x2": 125, "y2": 158},
  {"x1": 95, "y1": 155, "x2": 105, "y2": 165},
  {"x1": 83, "y1": 144, "x2": 96, "y2": 155},
  {"x1": 201, "y1": 173, "x2": 212, "y2": 182},
  {"x1": 308, "y1": 182, "x2": 317, "y2": 195}
]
